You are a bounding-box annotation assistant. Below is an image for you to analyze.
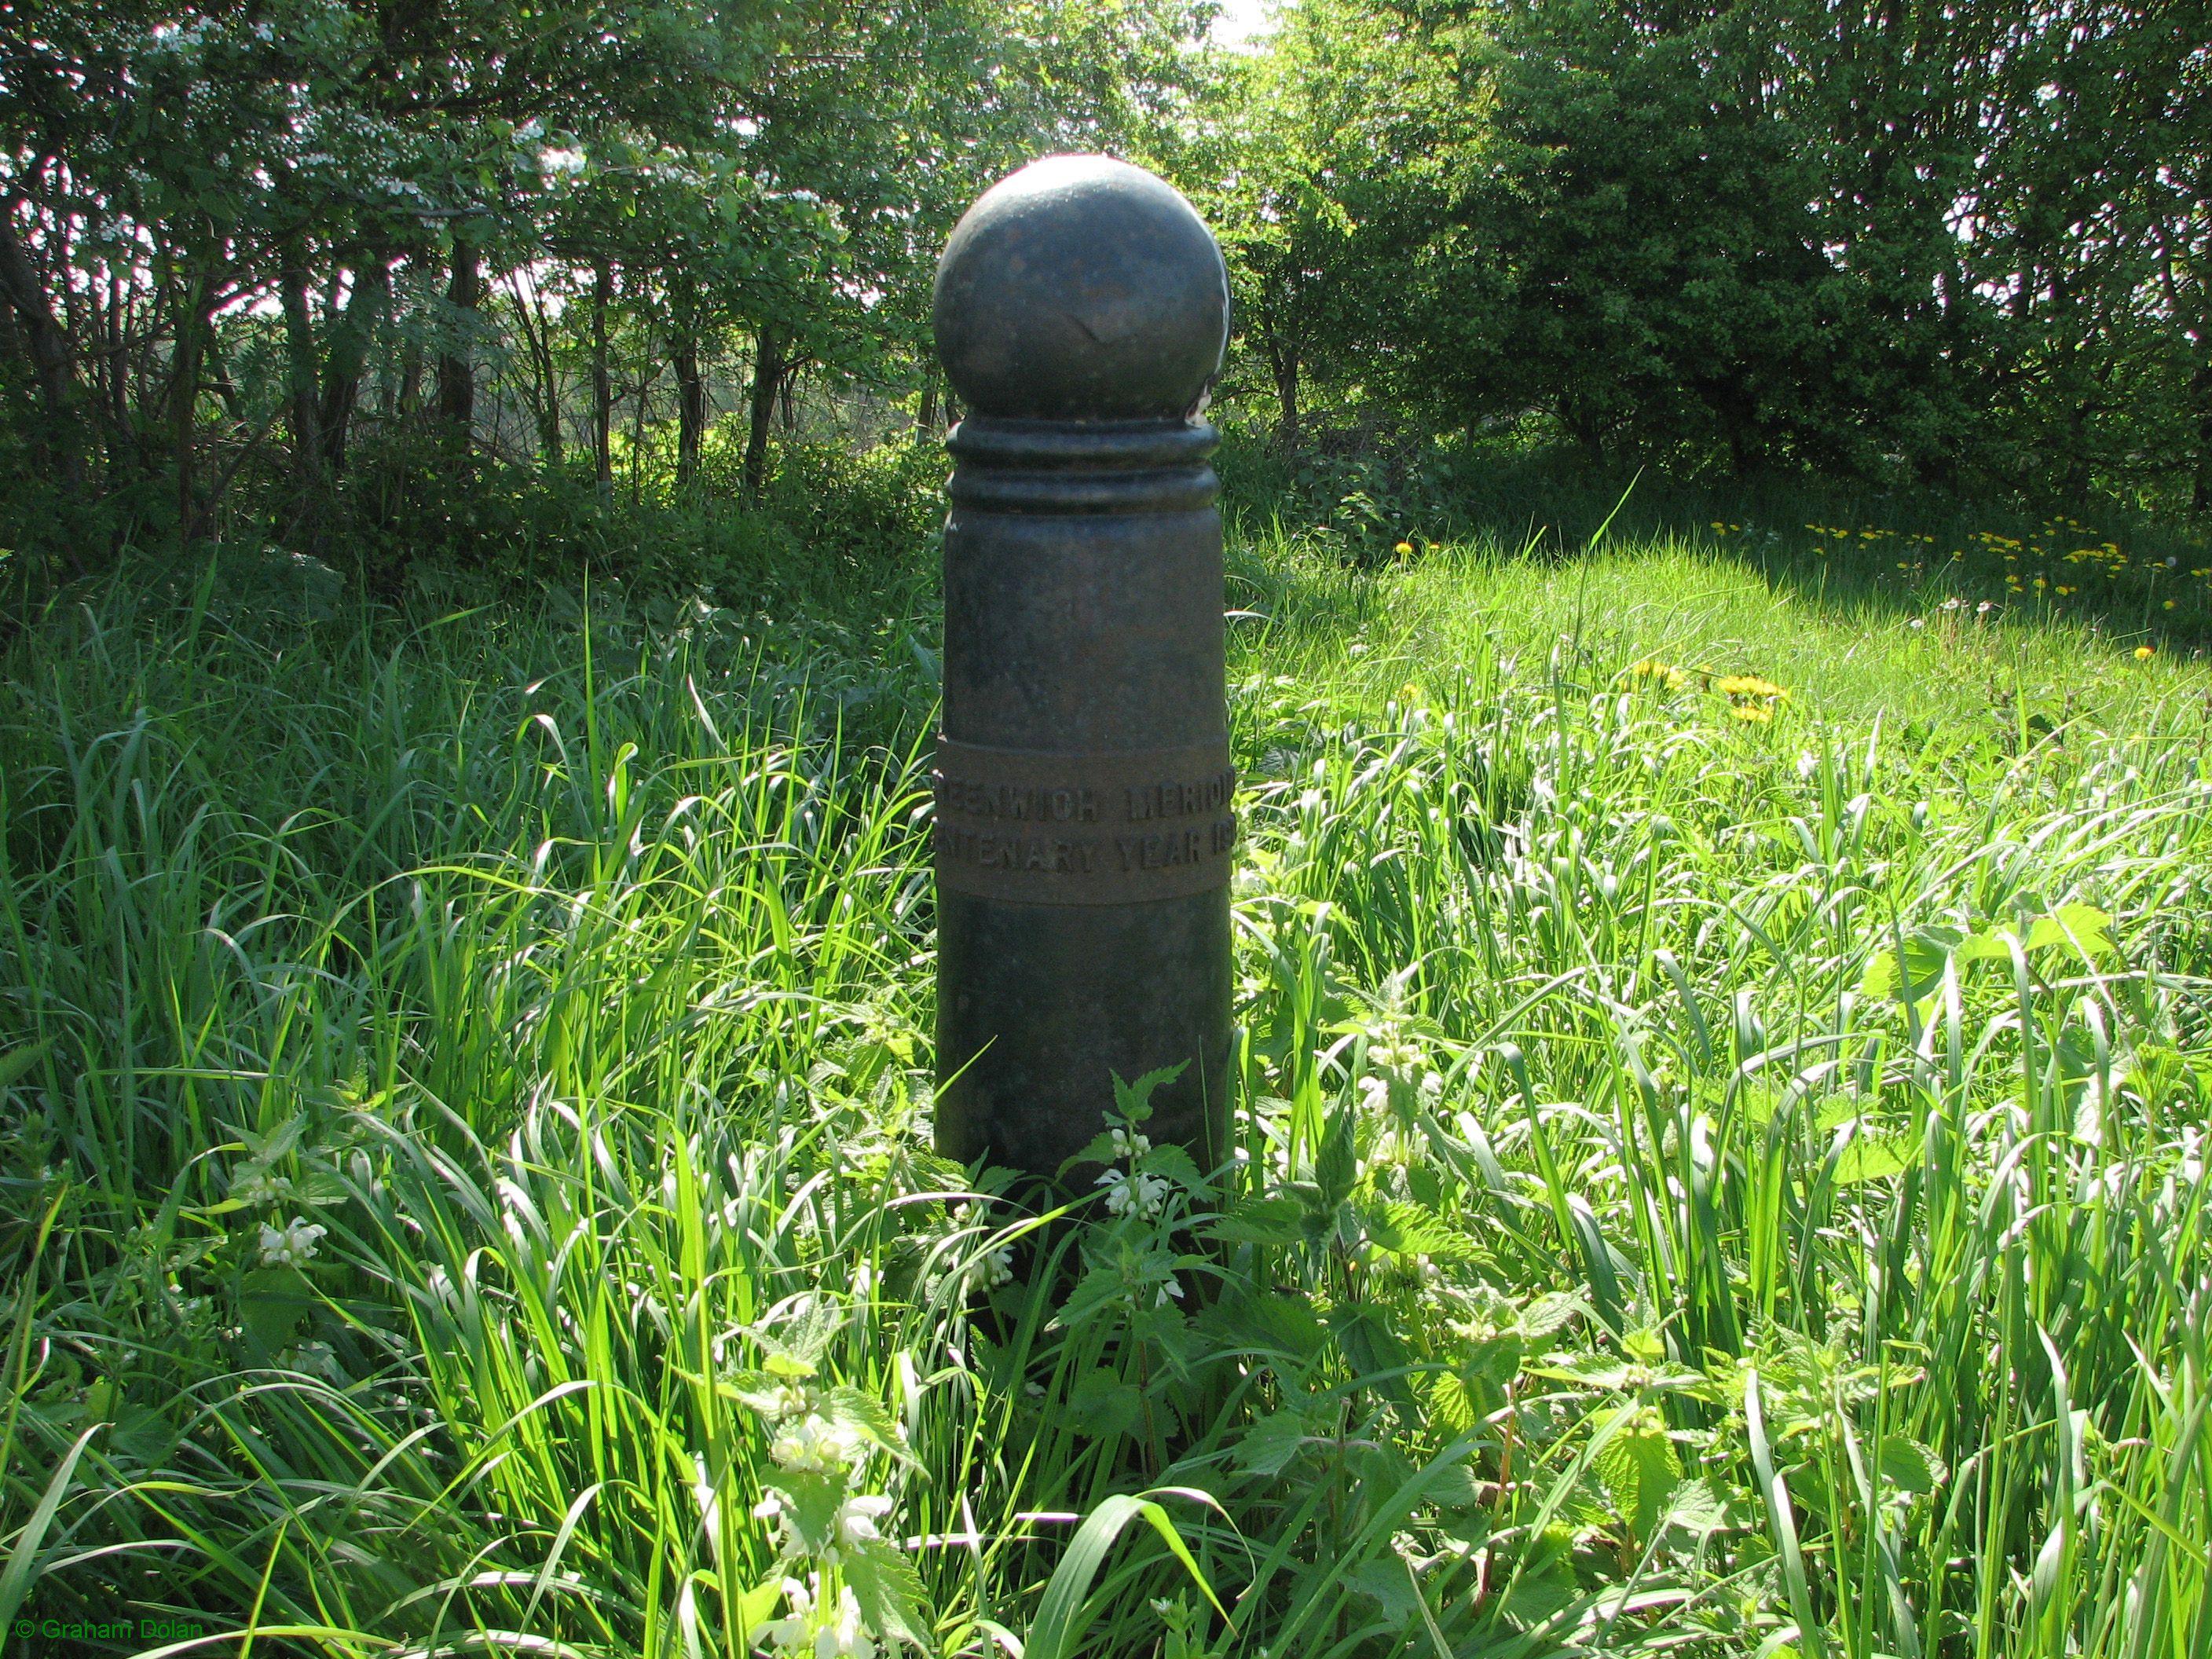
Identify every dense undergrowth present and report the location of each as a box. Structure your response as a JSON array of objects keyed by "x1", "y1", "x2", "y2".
[{"x1": 2, "y1": 519, "x2": 2210, "y2": 1657}]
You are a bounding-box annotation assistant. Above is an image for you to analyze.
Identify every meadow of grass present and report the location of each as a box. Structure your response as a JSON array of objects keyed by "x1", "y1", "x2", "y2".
[{"x1": 2, "y1": 519, "x2": 2210, "y2": 1658}]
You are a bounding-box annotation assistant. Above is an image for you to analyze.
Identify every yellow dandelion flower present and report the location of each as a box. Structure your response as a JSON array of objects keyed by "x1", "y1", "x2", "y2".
[
  {"x1": 1393, "y1": 540, "x2": 1414, "y2": 559},
  {"x1": 2135, "y1": 645, "x2": 2155, "y2": 660},
  {"x1": 2163, "y1": 599, "x2": 2176, "y2": 610},
  {"x1": 1730, "y1": 702, "x2": 1773, "y2": 724}
]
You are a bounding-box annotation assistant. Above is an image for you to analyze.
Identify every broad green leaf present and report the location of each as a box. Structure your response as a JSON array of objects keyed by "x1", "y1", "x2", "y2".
[
  {"x1": 1066, "y1": 1369, "x2": 1141, "y2": 1441},
  {"x1": 1877, "y1": 1435, "x2": 1947, "y2": 1496},
  {"x1": 1230, "y1": 1408, "x2": 1314, "y2": 1478},
  {"x1": 1203, "y1": 1196, "x2": 1309, "y2": 1246},
  {"x1": 1833, "y1": 1133, "x2": 1914, "y2": 1185},
  {"x1": 824, "y1": 1385, "x2": 917, "y2": 1467},
  {"x1": 1364, "y1": 1199, "x2": 1478, "y2": 1260},
  {"x1": 2025, "y1": 903, "x2": 2117, "y2": 961},
  {"x1": 1589, "y1": 1404, "x2": 1682, "y2": 1545},
  {"x1": 844, "y1": 1538, "x2": 931, "y2": 1650}
]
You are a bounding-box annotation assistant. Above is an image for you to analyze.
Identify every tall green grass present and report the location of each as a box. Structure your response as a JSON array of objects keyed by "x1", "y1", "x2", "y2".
[{"x1": 2, "y1": 535, "x2": 2208, "y2": 1657}]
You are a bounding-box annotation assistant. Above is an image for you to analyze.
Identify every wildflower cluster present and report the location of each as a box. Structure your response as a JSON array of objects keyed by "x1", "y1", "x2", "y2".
[
  {"x1": 231, "y1": 1164, "x2": 294, "y2": 1207},
  {"x1": 1098, "y1": 1122, "x2": 1174, "y2": 1220},
  {"x1": 1804, "y1": 523, "x2": 1939, "y2": 565},
  {"x1": 947, "y1": 1203, "x2": 1014, "y2": 1293},
  {"x1": 727, "y1": 1331, "x2": 928, "y2": 1655},
  {"x1": 1621, "y1": 658, "x2": 1688, "y2": 691},
  {"x1": 258, "y1": 1216, "x2": 326, "y2": 1266},
  {"x1": 1061, "y1": 1064, "x2": 1210, "y2": 1318},
  {"x1": 1357, "y1": 1023, "x2": 1444, "y2": 1166},
  {"x1": 1714, "y1": 673, "x2": 1786, "y2": 725}
]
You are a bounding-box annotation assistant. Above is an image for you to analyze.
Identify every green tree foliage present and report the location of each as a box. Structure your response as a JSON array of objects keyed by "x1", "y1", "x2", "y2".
[
  {"x1": 0, "y1": 0, "x2": 1212, "y2": 577},
  {"x1": 1196, "y1": 0, "x2": 2212, "y2": 508}
]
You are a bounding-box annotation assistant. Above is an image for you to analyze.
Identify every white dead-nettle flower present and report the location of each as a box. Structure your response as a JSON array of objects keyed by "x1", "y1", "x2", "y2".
[
  {"x1": 1797, "y1": 752, "x2": 1819, "y2": 782},
  {"x1": 1097, "y1": 1166, "x2": 1170, "y2": 1219},
  {"x1": 258, "y1": 1216, "x2": 326, "y2": 1267},
  {"x1": 770, "y1": 1412, "x2": 864, "y2": 1474},
  {"x1": 1155, "y1": 1275, "x2": 1185, "y2": 1308},
  {"x1": 1109, "y1": 1126, "x2": 1152, "y2": 1159},
  {"x1": 231, "y1": 1166, "x2": 293, "y2": 1206},
  {"x1": 757, "y1": 1574, "x2": 877, "y2": 1659},
  {"x1": 836, "y1": 1493, "x2": 895, "y2": 1551}
]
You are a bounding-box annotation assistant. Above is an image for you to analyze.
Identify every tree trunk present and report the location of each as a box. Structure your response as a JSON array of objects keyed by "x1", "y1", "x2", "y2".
[
  {"x1": 279, "y1": 249, "x2": 324, "y2": 494},
  {"x1": 674, "y1": 332, "x2": 704, "y2": 485},
  {"x1": 1562, "y1": 397, "x2": 1606, "y2": 470},
  {"x1": 779, "y1": 368, "x2": 797, "y2": 432},
  {"x1": 1268, "y1": 336, "x2": 1300, "y2": 447},
  {"x1": 744, "y1": 324, "x2": 784, "y2": 502},
  {"x1": 2193, "y1": 364, "x2": 2212, "y2": 516},
  {"x1": 591, "y1": 259, "x2": 613, "y2": 489},
  {"x1": 0, "y1": 191, "x2": 85, "y2": 487},
  {"x1": 317, "y1": 251, "x2": 390, "y2": 479},
  {"x1": 507, "y1": 270, "x2": 562, "y2": 465},
  {"x1": 916, "y1": 376, "x2": 938, "y2": 434},
  {"x1": 174, "y1": 262, "x2": 211, "y2": 544},
  {"x1": 437, "y1": 236, "x2": 480, "y2": 452}
]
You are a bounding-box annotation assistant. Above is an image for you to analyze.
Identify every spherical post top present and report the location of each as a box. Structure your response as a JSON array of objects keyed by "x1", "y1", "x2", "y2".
[{"x1": 934, "y1": 155, "x2": 1229, "y2": 423}]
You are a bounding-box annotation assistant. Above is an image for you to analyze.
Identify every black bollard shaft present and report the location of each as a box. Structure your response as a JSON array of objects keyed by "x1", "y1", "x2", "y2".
[{"x1": 930, "y1": 154, "x2": 1236, "y2": 1181}]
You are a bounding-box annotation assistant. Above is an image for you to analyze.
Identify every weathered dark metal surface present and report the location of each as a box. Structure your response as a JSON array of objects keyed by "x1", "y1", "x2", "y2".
[{"x1": 932, "y1": 154, "x2": 1234, "y2": 1181}]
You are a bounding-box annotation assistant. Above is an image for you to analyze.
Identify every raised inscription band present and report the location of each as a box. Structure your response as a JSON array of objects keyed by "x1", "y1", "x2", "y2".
[{"x1": 932, "y1": 735, "x2": 1236, "y2": 905}]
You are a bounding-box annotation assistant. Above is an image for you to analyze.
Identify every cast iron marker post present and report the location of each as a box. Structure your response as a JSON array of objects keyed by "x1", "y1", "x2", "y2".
[{"x1": 931, "y1": 154, "x2": 1236, "y2": 1181}]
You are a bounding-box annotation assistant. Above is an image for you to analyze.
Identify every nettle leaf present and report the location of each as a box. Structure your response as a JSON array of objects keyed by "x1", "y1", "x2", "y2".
[
  {"x1": 1657, "y1": 1475, "x2": 1733, "y2": 1538},
  {"x1": 1111, "y1": 1062, "x2": 1188, "y2": 1126},
  {"x1": 1066, "y1": 1370, "x2": 1142, "y2": 1440},
  {"x1": 236, "y1": 1112, "x2": 309, "y2": 1164},
  {"x1": 1590, "y1": 1404, "x2": 1682, "y2": 1546},
  {"x1": 1203, "y1": 1196, "x2": 1309, "y2": 1246},
  {"x1": 1342, "y1": 1555, "x2": 1423, "y2": 1625},
  {"x1": 1143, "y1": 1143, "x2": 1203, "y2": 1192},
  {"x1": 1197, "y1": 1291, "x2": 1326, "y2": 1361},
  {"x1": 1515, "y1": 1292, "x2": 1584, "y2": 1341},
  {"x1": 1860, "y1": 925, "x2": 1967, "y2": 1003},
  {"x1": 844, "y1": 1538, "x2": 931, "y2": 1650},
  {"x1": 1460, "y1": 1331, "x2": 1524, "y2": 1388},
  {"x1": 1331, "y1": 1306, "x2": 1417, "y2": 1410},
  {"x1": 2025, "y1": 903, "x2": 2117, "y2": 961},
  {"x1": 1364, "y1": 1199, "x2": 1478, "y2": 1261},
  {"x1": 1877, "y1": 1435, "x2": 1947, "y2": 1496},
  {"x1": 1231, "y1": 1408, "x2": 1316, "y2": 1478},
  {"x1": 735, "y1": 1580, "x2": 784, "y2": 1636},
  {"x1": 294, "y1": 1166, "x2": 350, "y2": 1206},
  {"x1": 760, "y1": 1348, "x2": 818, "y2": 1381},
  {"x1": 824, "y1": 1386, "x2": 917, "y2": 1467},
  {"x1": 1315, "y1": 1095, "x2": 1359, "y2": 1209},
  {"x1": 1532, "y1": 1349, "x2": 1707, "y2": 1393},
  {"x1": 239, "y1": 1265, "x2": 313, "y2": 1361},
  {"x1": 1833, "y1": 1132, "x2": 1916, "y2": 1185},
  {"x1": 1052, "y1": 1260, "x2": 1130, "y2": 1335},
  {"x1": 1060, "y1": 1131, "x2": 1122, "y2": 1175},
  {"x1": 763, "y1": 1469, "x2": 842, "y2": 1556},
  {"x1": 719, "y1": 1369, "x2": 800, "y2": 1415}
]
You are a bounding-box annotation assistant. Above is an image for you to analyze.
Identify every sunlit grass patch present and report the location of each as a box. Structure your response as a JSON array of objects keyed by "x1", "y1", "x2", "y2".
[{"x1": 4, "y1": 537, "x2": 2210, "y2": 1657}]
